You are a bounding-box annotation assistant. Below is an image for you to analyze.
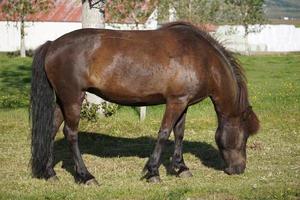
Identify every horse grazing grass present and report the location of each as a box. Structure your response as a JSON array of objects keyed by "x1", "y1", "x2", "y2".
[{"x1": 30, "y1": 22, "x2": 259, "y2": 184}]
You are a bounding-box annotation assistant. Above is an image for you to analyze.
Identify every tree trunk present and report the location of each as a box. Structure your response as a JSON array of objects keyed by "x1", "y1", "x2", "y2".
[
  {"x1": 20, "y1": 19, "x2": 26, "y2": 57},
  {"x1": 169, "y1": 3, "x2": 177, "y2": 22},
  {"x1": 82, "y1": 0, "x2": 105, "y2": 28},
  {"x1": 189, "y1": 0, "x2": 192, "y2": 21}
]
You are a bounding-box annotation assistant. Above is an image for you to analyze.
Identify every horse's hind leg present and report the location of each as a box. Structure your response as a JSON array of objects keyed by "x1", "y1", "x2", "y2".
[
  {"x1": 144, "y1": 99, "x2": 188, "y2": 182},
  {"x1": 61, "y1": 93, "x2": 98, "y2": 185},
  {"x1": 171, "y1": 109, "x2": 193, "y2": 178},
  {"x1": 45, "y1": 103, "x2": 64, "y2": 180}
]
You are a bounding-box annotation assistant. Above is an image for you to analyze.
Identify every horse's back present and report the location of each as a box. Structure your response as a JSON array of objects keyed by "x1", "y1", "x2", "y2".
[{"x1": 44, "y1": 27, "x2": 215, "y2": 105}]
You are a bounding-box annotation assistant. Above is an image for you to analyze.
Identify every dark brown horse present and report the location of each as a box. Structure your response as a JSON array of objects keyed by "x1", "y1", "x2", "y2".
[{"x1": 30, "y1": 22, "x2": 259, "y2": 184}]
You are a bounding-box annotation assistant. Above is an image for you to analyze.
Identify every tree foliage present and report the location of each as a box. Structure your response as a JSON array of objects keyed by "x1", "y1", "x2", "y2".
[
  {"x1": 157, "y1": 0, "x2": 266, "y2": 34},
  {"x1": 224, "y1": 0, "x2": 266, "y2": 34},
  {"x1": 105, "y1": 0, "x2": 157, "y2": 24},
  {"x1": 102, "y1": 0, "x2": 266, "y2": 34},
  {"x1": 158, "y1": 0, "x2": 222, "y2": 24},
  {"x1": 2, "y1": 0, "x2": 53, "y2": 22},
  {"x1": 1, "y1": 0, "x2": 53, "y2": 56}
]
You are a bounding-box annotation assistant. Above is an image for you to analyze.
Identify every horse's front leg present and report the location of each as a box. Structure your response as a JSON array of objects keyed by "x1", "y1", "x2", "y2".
[
  {"x1": 144, "y1": 98, "x2": 188, "y2": 183},
  {"x1": 171, "y1": 109, "x2": 193, "y2": 178}
]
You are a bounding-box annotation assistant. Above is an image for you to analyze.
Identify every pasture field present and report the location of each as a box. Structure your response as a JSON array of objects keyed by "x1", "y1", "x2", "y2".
[{"x1": 0, "y1": 53, "x2": 299, "y2": 200}]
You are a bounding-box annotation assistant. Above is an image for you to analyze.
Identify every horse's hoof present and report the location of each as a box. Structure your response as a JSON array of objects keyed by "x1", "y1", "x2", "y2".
[
  {"x1": 48, "y1": 175, "x2": 59, "y2": 182},
  {"x1": 147, "y1": 176, "x2": 161, "y2": 183},
  {"x1": 178, "y1": 170, "x2": 193, "y2": 178},
  {"x1": 85, "y1": 178, "x2": 100, "y2": 186}
]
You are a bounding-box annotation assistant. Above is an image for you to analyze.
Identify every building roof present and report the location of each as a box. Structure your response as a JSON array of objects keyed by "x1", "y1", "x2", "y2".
[
  {"x1": 0, "y1": 0, "x2": 81, "y2": 22},
  {"x1": 0, "y1": 0, "x2": 157, "y2": 23}
]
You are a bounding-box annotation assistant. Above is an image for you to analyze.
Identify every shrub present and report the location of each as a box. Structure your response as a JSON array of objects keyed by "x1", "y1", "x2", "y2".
[
  {"x1": 100, "y1": 101, "x2": 119, "y2": 117},
  {"x1": 80, "y1": 101, "x2": 100, "y2": 122},
  {"x1": 80, "y1": 100, "x2": 119, "y2": 121}
]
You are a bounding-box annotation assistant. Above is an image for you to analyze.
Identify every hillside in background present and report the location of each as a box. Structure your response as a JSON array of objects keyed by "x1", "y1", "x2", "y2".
[{"x1": 265, "y1": 0, "x2": 300, "y2": 19}]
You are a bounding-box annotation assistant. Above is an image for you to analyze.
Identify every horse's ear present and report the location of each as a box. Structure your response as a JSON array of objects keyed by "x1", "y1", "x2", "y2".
[{"x1": 243, "y1": 107, "x2": 260, "y2": 135}]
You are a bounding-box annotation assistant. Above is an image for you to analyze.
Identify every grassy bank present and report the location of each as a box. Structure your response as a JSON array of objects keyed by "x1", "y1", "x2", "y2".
[{"x1": 0, "y1": 53, "x2": 299, "y2": 199}]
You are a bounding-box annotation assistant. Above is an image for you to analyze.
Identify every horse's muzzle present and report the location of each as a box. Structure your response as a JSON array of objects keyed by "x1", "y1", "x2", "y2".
[{"x1": 224, "y1": 163, "x2": 246, "y2": 175}]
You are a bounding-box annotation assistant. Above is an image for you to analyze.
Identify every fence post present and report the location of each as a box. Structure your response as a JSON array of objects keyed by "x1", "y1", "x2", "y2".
[{"x1": 140, "y1": 106, "x2": 146, "y2": 121}]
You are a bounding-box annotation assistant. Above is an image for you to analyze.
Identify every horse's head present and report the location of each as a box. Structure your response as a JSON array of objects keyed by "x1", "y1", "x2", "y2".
[{"x1": 216, "y1": 106, "x2": 260, "y2": 175}]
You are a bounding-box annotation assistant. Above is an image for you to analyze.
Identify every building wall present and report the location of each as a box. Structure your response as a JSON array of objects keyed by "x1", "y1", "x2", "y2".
[
  {"x1": 215, "y1": 24, "x2": 300, "y2": 53},
  {"x1": 1, "y1": 21, "x2": 300, "y2": 53},
  {"x1": 0, "y1": 22, "x2": 81, "y2": 51},
  {"x1": 0, "y1": 21, "x2": 158, "y2": 52}
]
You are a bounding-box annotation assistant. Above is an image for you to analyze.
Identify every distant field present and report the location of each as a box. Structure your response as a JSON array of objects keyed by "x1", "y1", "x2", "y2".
[
  {"x1": 265, "y1": 0, "x2": 300, "y2": 19},
  {"x1": 0, "y1": 53, "x2": 299, "y2": 199},
  {"x1": 269, "y1": 19, "x2": 300, "y2": 27}
]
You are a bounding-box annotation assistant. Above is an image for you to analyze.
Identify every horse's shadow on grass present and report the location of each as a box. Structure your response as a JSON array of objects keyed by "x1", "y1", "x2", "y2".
[{"x1": 54, "y1": 131, "x2": 224, "y2": 179}]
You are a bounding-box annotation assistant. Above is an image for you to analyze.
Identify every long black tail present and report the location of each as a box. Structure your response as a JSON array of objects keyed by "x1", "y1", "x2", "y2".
[{"x1": 30, "y1": 41, "x2": 55, "y2": 178}]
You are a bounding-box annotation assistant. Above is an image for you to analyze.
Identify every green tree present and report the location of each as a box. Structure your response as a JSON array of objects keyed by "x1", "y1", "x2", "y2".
[
  {"x1": 158, "y1": 0, "x2": 221, "y2": 24},
  {"x1": 105, "y1": 0, "x2": 157, "y2": 27},
  {"x1": 157, "y1": 0, "x2": 266, "y2": 34},
  {"x1": 1, "y1": 0, "x2": 53, "y2": 57},
  {"x1": 224, "y1": 0, "x2": 266, "y2": 34}
]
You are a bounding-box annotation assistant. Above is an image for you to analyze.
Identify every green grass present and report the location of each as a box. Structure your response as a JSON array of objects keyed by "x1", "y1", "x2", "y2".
[
  {"x1": 0, "y1": 53, "x2": 299, "y2": 200},
  {"x1": 0, "y1": 54, "x2": 32, "y2": 108}
]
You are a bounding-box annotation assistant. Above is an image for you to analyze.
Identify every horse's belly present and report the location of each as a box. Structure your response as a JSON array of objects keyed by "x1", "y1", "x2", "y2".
[
  {"x1": 87, "y1": 52, "x2": 202, "y2": 106},
  {"x1": 87, "y1": 87, "x2": 166, "y2": 106},
  {"x1": 88, "y1": 63, "x2": 169, "y2": 105}
]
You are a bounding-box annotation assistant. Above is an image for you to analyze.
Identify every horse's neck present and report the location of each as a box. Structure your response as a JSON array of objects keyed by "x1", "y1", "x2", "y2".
[
  {"x1": 210, "y1": 90, "x2": 236, "y2": 117},
  {"x1": 210, "y1": 82, "x2": 249, "y2": 124}
]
